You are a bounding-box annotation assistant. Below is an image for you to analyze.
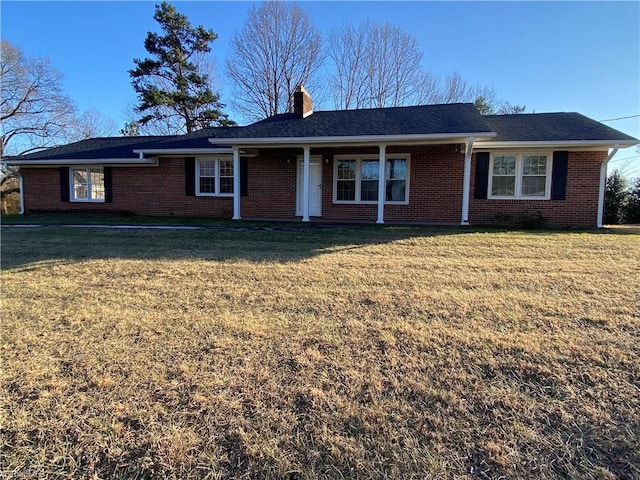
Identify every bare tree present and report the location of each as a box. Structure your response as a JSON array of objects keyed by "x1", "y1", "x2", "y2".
[
  {"x1": 227, "y1": 1, "x2": 324, "y2": 121},
  {"x1": 328, "y1": 21, "x2": 424, "y2": 109},
  {"x1": 66, "y1": 108, "x2": 118, "y2": 141},
  {"x1": 1, "y1": 40, "x2": 76, "y2": 157},
  {"x1": 327, "y1": 22, "x2": 369, "y2": 109}
]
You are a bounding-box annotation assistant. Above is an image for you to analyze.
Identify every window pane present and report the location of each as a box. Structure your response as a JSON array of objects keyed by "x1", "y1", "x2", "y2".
[
  {"x1": 337, "y1": 160, "x2": 356, "y2": 180},
  {"x1": 386, "y1": 180, "x2": 406, "y2": 201},
  {"x1": 523, "y1": 155, "x2": 547, "y2": 175},
  {"x1": 199, "y1": 160, "x2": 216, "y2": 177},
  {"x1": 492, "y1": 176, "x2": 516, "y2": 196},
  {"x1": 219, "y1": 177, "x2": 233, "y2": 194},
  {"x1": 199, "y1": 177, "x2": 215, "y2": 193},
  {"x1": 493, "y1": 156, "x2": 516, "y2": 175},
  {"x1": 522, "y1": 176, "x2": 546, "y2": 196},
  {"x1": 386, "y1": 159, "x2": 407, "y2": 180},
  {"x1": 337, "y1": 160, "x2": 356, "y2": 201},
  {"x1": 361, "y1": 160, "x2": 379, "y2": 180},
  {"x1": 90, "y1": 169, "x2": 105, "y2": 200},
  {"x1": 361, "y1": 180, "x2": 378, "y2": 201},
  {"x1": 219, "y1": 159, "x2": 234, "y2": 177},
  {"x1": 72, "y1": 169, "x2": 88, "y2": 199},
  {"x1": 336, "y1": 180, "x2": 356, "y2": 201},
  {"x1": 219, "y1": 159, "x2": 234, "y2": 194}
]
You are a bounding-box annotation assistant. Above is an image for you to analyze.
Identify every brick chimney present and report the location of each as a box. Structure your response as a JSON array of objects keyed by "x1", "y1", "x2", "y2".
[{"x1": 293, "y1": 85, "x2": 313, "y2": 118}]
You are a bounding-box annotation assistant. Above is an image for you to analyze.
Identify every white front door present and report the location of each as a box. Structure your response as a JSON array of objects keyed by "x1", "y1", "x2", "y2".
[{"x1": 296, "y1": 157, "x2": 322, "y2": 217}]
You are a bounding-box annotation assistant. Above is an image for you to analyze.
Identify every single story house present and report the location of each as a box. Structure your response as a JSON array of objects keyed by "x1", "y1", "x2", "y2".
[{"x1": 4, "y1": 87, "x2": 638, "y2": 227}]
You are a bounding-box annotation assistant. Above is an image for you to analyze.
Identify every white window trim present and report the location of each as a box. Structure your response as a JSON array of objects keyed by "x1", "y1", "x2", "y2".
[
  {"x1": 195, "y1": 156, "x2": 234, "y2": 197},
  {"x1": 488, "y1": 152, "x2": 552, "y2": 200},
  {"x1": 332, "y1": 154, "x2": 410, "y2": 205},
  {"x1": 69, "y1": 166, "x2": 105, "y2": 203}
]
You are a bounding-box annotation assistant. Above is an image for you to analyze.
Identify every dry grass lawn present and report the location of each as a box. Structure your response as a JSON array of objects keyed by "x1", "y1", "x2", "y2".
[{"x1": 1, "y1": 224, "x2": 639, "y2": 479}]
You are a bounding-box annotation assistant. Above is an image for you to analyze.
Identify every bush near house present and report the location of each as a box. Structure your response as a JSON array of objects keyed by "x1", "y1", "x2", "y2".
[
  {"x1": 604, "y1": 170, "x2": 640, "y2": 225},
  {"x1": 1, "y1": 226, "x2": 639, "y2": 479}
]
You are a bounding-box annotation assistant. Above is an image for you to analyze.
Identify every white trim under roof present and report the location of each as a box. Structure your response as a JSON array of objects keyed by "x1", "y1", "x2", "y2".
[
  {"x1": 474, "y1": 140, "x2": 638, "y2": 149},
  {"x1": 3, "y1": 158, "x2": 159, "y2": 166},
  {"x1": 133, "y1": 147, "x2": 236, "y2": 155},
  {"x1": 208, "y1": 131, "x2": 496, "y2": 148}
]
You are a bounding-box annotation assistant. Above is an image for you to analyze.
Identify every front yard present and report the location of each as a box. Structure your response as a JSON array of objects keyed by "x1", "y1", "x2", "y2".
[{"x1": 1, "y1": 224, "x2": 639, "y2": 479}]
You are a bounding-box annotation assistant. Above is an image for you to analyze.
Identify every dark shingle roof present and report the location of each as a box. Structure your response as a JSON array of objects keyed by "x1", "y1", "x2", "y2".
[
  {"x1": 150, "y1": 103, "x2": 493, "y2": 150},
  {"x1": 13, "y1": 136, "x2": 171, "y2": 160},
  {"x1": 6, "y1": 107, "x2": 636, "y2": 162},
  {"x1": 232, "y1": 103, "x2": 492, "y2": 138},
  {"x1": 484, "y1": 113, "x2": 638, "y2": 143}
]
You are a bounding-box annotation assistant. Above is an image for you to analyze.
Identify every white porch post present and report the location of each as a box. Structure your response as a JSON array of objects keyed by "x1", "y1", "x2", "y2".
[
  {"x1": 461, "y1": 136, "x2": 474, "y2": 225},
  {"x1": 232, "y1": 147, "x2": 241, "y2": 220},
  {"x1": 377, "y1": 145, "x2": 386, "y2": 224},
  {"x1": 302, "y1": 146, "x2": 311, "y2": 222}
]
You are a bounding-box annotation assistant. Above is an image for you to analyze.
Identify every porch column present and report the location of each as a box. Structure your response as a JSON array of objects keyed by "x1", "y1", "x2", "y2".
[
  {"x1": 461, "y1": 136, "x2": 474, "y2": 225},
  {"x1": 302, "y1": 146, "x2": 311, "y2": 222},
  {"x1": 377, "y1": 145, "x2": 386, "y2": 224},
  {"x1": 232, "y1": 147, "x2": 241, "y2": 220}
]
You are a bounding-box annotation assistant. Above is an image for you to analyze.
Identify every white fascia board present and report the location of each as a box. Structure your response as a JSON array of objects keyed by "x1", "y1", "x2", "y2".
[
  {"x1": 474, "y1": 140, "x2": 638, "y2": 150},
  {"x1": 208, "y1": 132, "x2": 496, "y2": 147},
  {"x1": 3, "y1": 158, "x2": 159, "y2": 166},
  {"x1": 133, "y1": 147, "x2": 235, "y2": 155}
]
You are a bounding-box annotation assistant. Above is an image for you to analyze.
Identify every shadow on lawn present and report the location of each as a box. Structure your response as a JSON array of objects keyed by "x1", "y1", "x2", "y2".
[
  {"x1": 3, "y1": 218, "x2": 631, "y2": 271},
  {"x1": 1, "y1": 223, "x2": 473, "y2": 271}
]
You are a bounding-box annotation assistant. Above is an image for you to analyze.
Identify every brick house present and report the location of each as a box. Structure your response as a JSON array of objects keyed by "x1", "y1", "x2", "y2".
[{"x1": 4, "y1": 87, "x2": 638, "y2": 227}]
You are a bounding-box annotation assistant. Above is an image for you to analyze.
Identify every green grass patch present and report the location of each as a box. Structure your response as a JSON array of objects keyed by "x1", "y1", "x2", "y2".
[{"x1": 2, "y1": 226, "x2": 639, "y2": 479}]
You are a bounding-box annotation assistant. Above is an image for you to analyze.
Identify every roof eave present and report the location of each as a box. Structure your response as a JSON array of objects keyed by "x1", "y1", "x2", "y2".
[
  {"x1": 133, "y1": 147, "x2": 235, "y2": 155},
  {"x1": 207, "y1": 132, "x2": 497, "y2": 148},
  {"x1": 474, "y1": 139, "x2": 639, "y2": 150},
  {"x1": 3, "y1": 157, "x2": 159, "y2": 166}
]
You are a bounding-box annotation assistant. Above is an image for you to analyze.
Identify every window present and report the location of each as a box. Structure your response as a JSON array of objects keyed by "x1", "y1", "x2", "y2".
[
  {"x1": 333, "y1": 155, "x2": 409, "y2": 204},
  {"x1": 70, "y1": 167, "x2": 105, "y2": 202},
  {"x1": 196, "y1": 157, "x2": 234, "y2": 196},
  {"x1": 489, "y1": 153, "x2": 551, "y2": 199}
]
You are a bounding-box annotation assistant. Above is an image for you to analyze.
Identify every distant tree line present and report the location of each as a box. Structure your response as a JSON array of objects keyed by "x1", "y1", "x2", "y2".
[{"x1": 604, "y1": 170, "x2": 640, "y2": 224}]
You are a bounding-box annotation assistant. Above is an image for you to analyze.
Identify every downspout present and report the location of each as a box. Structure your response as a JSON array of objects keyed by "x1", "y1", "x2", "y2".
[
  {"x1": 461, "y1": 136, "x2": 475, "y2": 225},
  {"x1": 2, "y1": 163, "x2": 24, "y2": 215},
  {"x1": 596, "y1": 144, "x2": 619, "y2": 228}
]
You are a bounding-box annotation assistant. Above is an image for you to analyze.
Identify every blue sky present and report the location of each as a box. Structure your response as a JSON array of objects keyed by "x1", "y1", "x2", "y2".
[{"x1": 2, "y1": 1, "x2": 639, "y2": 175}]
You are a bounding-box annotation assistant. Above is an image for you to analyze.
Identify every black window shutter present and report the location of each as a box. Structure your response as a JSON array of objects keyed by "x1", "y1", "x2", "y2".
[
  {"x1": 185, "y1": 157, "x2": 196, "y2": 196},
  {"x1": 104, "y1": 166, "x2": 113, "y2": 203},
  {"x1": 474, "y1": 152, "x2": 490, "y2": 199},
  {"x1": 240, "y1": 158, "x2": 248, "y2": 197},
  {"x1": 60, "y1": 167, "x2": 70, "y2": 202},
  {"x1": 551, "y1": 151, "x2": 568, "y2": 200}
]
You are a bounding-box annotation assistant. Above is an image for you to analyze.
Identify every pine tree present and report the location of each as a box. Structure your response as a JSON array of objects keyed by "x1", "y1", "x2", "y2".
[
  {"x1": 604, "y1": 170, "x2": 629, "y2": 224},
  {"x1": 130, "y1": 1, "x2": 234, "y2": 134},
  {"x1": 625, "y1": 178, "x2": 640, "y2": 224}
]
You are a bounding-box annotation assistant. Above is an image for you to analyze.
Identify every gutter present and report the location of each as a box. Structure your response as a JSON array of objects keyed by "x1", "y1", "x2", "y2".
[
  {"x1": 475, "y1": 139, "x2": 638, "y2": 149},
  {"x1": 597, "y1": 144, "x2": 620, "y2": 228},
  {"x1": 5, "y1": 158, "x2": 159, "y2": 166},
  {"x1": 133, "y1": 147, "x2": 237, "y2": 155},
  {"x1": 209, "y1": 131, "x2": 496, "y2": 148},
  {"x1": 2, "y1": 163, "x2": 24, "y2": 215}
]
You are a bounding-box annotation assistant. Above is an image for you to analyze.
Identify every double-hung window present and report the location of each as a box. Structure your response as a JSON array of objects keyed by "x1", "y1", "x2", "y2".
[
  {"x1": 334, "y1": 155, "x2": 409, "y2": 204},
  {"x1": 70, "y1": 167, "x2": 105, "y2": 202},
  {"x1": 489, "y1": 153, "x2": 551, "y2": 199},
  {"x1": 196, "y1": 157, "x2": 234, "y2": 196}
]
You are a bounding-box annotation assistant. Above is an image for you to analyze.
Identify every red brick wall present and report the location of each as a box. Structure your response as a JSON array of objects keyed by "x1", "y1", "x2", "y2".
[
  {"x1": 20, "y1": 148, "x2": 605, "y2": 227},
  {"x1": 468, "y1": 151, "x2": 605, "y2": 227},
  {"x1": 317, "y1": 144, "x2": 464, "y2": 223}
]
